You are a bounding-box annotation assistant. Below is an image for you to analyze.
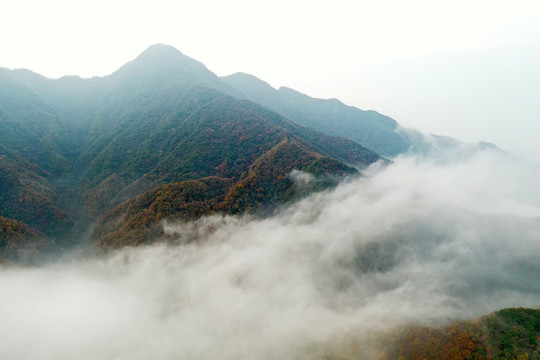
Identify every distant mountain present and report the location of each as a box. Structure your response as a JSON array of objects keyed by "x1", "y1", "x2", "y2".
[
  {"x1": 0, "y1": 44, "x2": 381, "y2": 256},
  {"x1": 221, "y1": 72, "x2": 411, "y2": 157},
  {"x1": 221, "y1": 72, "x2": 498, "y2": 158},
  {"x1": 0, "y1": 69, "x2": 79, "y2": 176}
]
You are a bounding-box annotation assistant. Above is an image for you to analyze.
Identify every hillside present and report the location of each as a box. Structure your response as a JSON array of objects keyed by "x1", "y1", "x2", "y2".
[
  {"x1": 92, "y1": 138, "x2": 359, "y2": 247},
  {"x1": 0, "y1": 44, "x2": 381, "y2": 256},
  {"x1": 76, "y1": 85, "x2": 377, "y2": 214},
  {"x1": 0, "y1": 216, "x2": 47, "y2": 263},
  {"x1": 221, "y1": 72, "x2": 411, "y2": 157},
  {"x1": 377, "y1": 308, "x2": 540, "y2": 360},
  {"x1": 0, "y1": 152, "x2": 73, "y2": 236},
  {"x1": 93, "y1": 177, "x2": 235, "y2": 248},
  {"x1": 221, "y1": 72, "x2": 497, "y2": 158}
]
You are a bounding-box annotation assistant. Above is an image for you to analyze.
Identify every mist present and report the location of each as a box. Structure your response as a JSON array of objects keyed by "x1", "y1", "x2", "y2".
[{"x1": 1, "y1": 149, "x2": 539, "y2": 359}]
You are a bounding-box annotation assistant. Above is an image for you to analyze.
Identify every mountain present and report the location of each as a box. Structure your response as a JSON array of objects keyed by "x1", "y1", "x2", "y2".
[
  {"x1": 93, "y1": 177, "x2": 235, "y2": 248},
  {"x1": 108, "y1": 44, "x2": 245, "y2": 98},
  {"x1": 0, "y1": 44, "x2": 381, "y2": 256},
  {"x1": 221, "y1": 72, "x2": 411, "y2": 157},
  {"x1": 221, "y1": 72, "x2": 498, "y2": 158},
  {"x1": 81, "y1": 85, "x2": 368, "y2": 246},
  {"x1": 0, "y1": 68, "x2": 79, "y2": 176},
  {"x1": 0, "y1": 152, "x2": 72, "y2": 237}
]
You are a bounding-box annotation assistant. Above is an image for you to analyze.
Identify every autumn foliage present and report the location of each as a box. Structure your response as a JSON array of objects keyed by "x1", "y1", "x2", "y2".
[{"x1": 377, "y1": 308, "x2": 540, "y2": 360}]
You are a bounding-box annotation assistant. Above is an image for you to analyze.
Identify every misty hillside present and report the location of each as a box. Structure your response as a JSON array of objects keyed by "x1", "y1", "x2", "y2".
[
  {"x1": 221, "y1": 72, "x2": 498, "y2": 158},
  {"x1": 222, "y1": 72, "x2": 411, "y2": 157},
  {"x1": 0, "y1": 216, "x2": 47, "y2": 263},
  {"x1": 2, "y1": 148, "x2": 539, "y2": 359},
  {"x1": 0, "y1": 44, "x2": 380, "y2": 256},
  {"x1": 378, "y1": 308, "x2": 540, "y2": 360}
]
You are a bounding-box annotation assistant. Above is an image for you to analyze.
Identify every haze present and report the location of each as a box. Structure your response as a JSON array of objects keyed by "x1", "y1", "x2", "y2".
[
  {"x1": 2, "y1": 0, "x2": 540, "y2": 158},
  {"x1": 1, "y1": 150, "x2": 539, "y2": 359}
]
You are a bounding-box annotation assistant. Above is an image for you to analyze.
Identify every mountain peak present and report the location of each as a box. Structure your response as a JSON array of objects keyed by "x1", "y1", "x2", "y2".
[
  {"x1": 107, "y1": 44, "x2": 226, "y2": 92},
  {"x1": 137, "y1": 43, "x2": 187, "y2": 61},
  {"x1": 224, "y1": 72, "x2": 272, "y2": 86},
  {"x1": 221, "y1": 72, "x2": 278, "y2": 95},
  {"x1": 123, "y1": 43, "x2": 208, "y2": 73}
]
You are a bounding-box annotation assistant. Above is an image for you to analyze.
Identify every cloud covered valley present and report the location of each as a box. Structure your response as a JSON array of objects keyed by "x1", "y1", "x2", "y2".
[{"x1": 1, "y1": 149, "x2": 539, "y2": 359}]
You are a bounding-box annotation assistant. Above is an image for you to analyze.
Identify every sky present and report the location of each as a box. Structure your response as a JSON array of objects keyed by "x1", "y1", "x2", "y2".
[{"x1": 2, "y1": 0, "x2": 540, "y2": 158}]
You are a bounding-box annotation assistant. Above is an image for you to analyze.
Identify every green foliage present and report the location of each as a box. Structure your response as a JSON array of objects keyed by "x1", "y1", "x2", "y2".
[
  {"x1": 484, "y1": 308, "x2": 540, "y2": 359},
  {"x1": 0, "y1": 70, "x2": 79, "y2": 176},
  {"x1": 377, "y1": 308, "x2": 540, "y2": 360},
  {"x1": 92, "y1": 138, "x2": 361, "y2": 248},
  {"x1": 222, "y1": 138, "x2": 357, "y2": 214},
  {"x1": 0, "y1": 45, "x2": 382, "y2": 255},
  {"x1": 0, "y1": 154, "x2": 73, "y2": 236},
  {"x1": 75, "y1": 83, "x2": 378, "y2": 217}
]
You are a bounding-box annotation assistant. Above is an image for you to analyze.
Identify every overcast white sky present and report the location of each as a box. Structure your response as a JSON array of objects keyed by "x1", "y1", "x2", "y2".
[{"x1": 2, "y1": 0, "x2": 540, "y2": 158}]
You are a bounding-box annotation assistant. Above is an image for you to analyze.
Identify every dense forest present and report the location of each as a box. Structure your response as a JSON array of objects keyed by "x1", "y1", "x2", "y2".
[
  {"x1": 377, "y1": 308, "x2": 540, "y2": 360},
  {"x1": 0, "y1": 44, "x2": 380, "y2": 258}
]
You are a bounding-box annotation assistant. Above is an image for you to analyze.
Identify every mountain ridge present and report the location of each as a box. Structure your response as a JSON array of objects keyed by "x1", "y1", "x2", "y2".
[
  {"x1": 221, "y1": 71, "x2": 499, "y2": 158},
  {"x1": 0, "y1": 44, "x2": 382, "y2": 258},
  {"x1": 0, "y1": 43, "x2": 503, "y2": 257},
  {"x1": 221, "y1": 71, "x2": 411, "y2": 157}
]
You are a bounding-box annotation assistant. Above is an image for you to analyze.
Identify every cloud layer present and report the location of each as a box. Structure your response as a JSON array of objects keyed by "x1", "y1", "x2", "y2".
[{"x1": 1, "y1": 149, "x2": 539, "y2": 359}]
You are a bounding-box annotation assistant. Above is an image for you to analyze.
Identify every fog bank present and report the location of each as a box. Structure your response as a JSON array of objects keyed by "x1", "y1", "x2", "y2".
[{"x1": 1, "y1": 149, "x2": 539, "y2": 359}]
